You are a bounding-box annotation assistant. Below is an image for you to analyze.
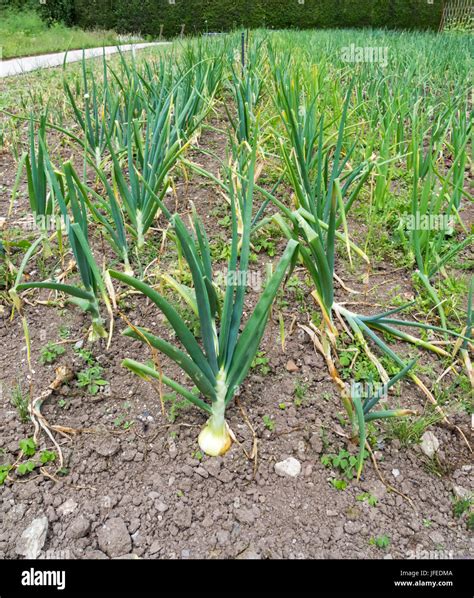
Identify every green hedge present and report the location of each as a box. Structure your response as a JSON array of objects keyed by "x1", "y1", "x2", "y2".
[
  {"x1": 47, "y1": 0, "x2": 444, "y2": 35},
  {"x1": 39, "y1": 0, "x2": 75, "y2": 26},
  {"x1": 0, "y1": 0, "x2": 75, "y2": 25},
  {"x1": 0, "y1": 0, "x2": 38, "y2": 10}
]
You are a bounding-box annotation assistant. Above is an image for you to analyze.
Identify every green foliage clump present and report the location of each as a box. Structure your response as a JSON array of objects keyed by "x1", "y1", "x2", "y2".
[{"x1": 70, "y1": 0, "x2": 443, "y2": 37}]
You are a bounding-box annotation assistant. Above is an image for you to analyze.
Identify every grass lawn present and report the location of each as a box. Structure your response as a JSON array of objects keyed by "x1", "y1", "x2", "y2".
[{"x1": 0, "y1": 9, "x2": 137, "y2": 60}]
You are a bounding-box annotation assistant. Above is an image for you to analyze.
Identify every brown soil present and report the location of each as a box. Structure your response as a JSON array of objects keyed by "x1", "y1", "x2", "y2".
[{"x1": 0, "y1": 100, "x2": 472, "y2": 561}]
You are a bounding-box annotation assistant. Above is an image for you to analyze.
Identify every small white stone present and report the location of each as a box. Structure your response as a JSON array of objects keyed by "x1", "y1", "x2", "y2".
[
  {"x1": 274, "y1": 457, "x2": 302, "y2": 478},
  {"x1": 16, "y1": 517, "x2": 49, "y2": 559},
  {"x1": 57, "y1": 498, "x2": 78, "y2": 516},
  {"x1": 392, "y1": 468, "x2": 401, "y2": 478},
  {"x1": 420, "y1": 431, "x2": 440, "y2": 458}
]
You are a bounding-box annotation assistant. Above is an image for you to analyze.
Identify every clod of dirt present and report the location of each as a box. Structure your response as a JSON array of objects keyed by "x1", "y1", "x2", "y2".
[
  {"x1": 16, "y1": 517, "x2": 49, "y2": 559},
  {"x1": 286, "y1": 360, "x2": 299, "y2": 372},
  {"x1": 195, "y1": 466, "x2": 209, "y2": 479},
  {"x1": 274, "y1": 457, "x2": 302, "y2": 478},
  {"x1": 420, "y1": 431, "x2": 440, "y2": 458},
  {"x1": 172, "y1": 507, "x2": 193, "y2": 530},
  {"x1": 149, "y1": 541, "x2": 162, "y2": 555},
  {"x1": 5, "y1": 504, "x2": 26, "y2": 525},
  {"x1": 66, "y1": 516, "x2": 91, "y2": 540},
  {"x1": 168, "y1": 440, "x2": 178, "y2": 459},
  {"x1": 309, "y1": 433, "x2": 323, "y2": 454},
  {"x1": 96, "y1": 518, "x2": 132, "y2": 558},
  {"x1": 203, "y1": 458, "x2": 222, "y2": 478},
  {"x1": 344, "y1": 521, "x2": 364, "y2": 535},
  {"x1": 94, "y1": 437, "x2": 121, "y2": 457},
  {"x1": 155, "y1": 501, "x2": 169, "y2": 513},
  {"x1": 234, "y1": 507, "x2": 258, "y2": 525},
  {"x1": 121, "y1": 450, "x2": 136, "y2": 462}
]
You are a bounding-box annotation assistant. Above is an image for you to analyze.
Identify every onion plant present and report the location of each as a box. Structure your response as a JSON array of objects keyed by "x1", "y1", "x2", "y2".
[
  {"x1": 107, "y1": 103, "x2": 189, "y2": 250},
  {"x1": 459, "y1": 278, "x2": 473, "y2": 387},
  {"x1": 105, "y1": 59, "x2": 220, "y2": 250},
  {"x1": 111, "y1": 143, "x2": 298, "y2": 456},
  {"x1": 270, "y1": 59, "x2": 370, "y2": 236},
  {"x1": 76, "y1": 164, "x2": 131, "y2": 274},
  {"x1": 225, "y1": 38, "x2": 266, "y2": 146},
  {"x1": 263, "y1": 75, "x2": 472, "y2": 471},
  {"x1": 403, "y1": 146, "x2": 472, "y2": 330},
  {"x1": 15, "y1": 114, "x2": 56, "y2": 257},
  {"x1": 63, "y1": 52, "x2": 120, "y2": 165},
  {"x1": 17, "y1": 154, "x2": 111, "y2": 343},
  {"x1": 274, "y1": 192, "x2": 469, "y2": 473}
]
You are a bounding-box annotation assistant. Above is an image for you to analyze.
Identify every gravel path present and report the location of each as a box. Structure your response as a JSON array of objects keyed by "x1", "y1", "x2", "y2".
[{"x1": 0, "y1": 42, "x2": 170, "y2": 78}]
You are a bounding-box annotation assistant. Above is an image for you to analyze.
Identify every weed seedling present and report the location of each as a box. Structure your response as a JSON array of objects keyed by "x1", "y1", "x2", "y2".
[
  {"x1": 77, "y1": 365, "x2": 108, "y2": 395},
  {"x1": 370, "y1": 535, "x2": 390, "y2": 549},
  {"x1": 19, "y1": 437, "x2": 36, "y2": 457},
  {"x1": 0, "y1": 465, "x2": 12, "y2": 485},
  {"x1": 58, "y1": 325, "x2": 70, "y2": 340},
  {"x1": 193, "y1": 450, "x2": 203, "y2": 461},
  {"x1": 322, "y1": 448, "x2": 368, "y2": 480},
  {"x1": 331, "y1": 479, "x2": 348, "y2": 491},
  {"x1": 262, "y1": 415, "x2": 275, "y2": 431},
  {"x1": 356, "y1": 492, "x2": 378, "y2": 506},
  {"x1": 10, "y1": 382, "x2": 30, "y2": 422},
  {"x1": 74, "y1": 347, "x2": 95, "y2": 365},
  {"x1": 16, "y1": 461, "x2": 35, "y2": 476},
  {"x1": 453, "y1": 497, "x2": 473, "y2": 518},
  {"x1": 164, "y1": 392, "x2": 192, "y2": 423},
  {"x1": 39, "y1": 450, "x2": 57, "y2": 464},
  {"x1": 294, "y1": 380, "x2": 308, "y2": 407},
  {"x1": 468, "y1": 513, "x2": 474, "y2": 531},
  {"x1": 252, "y1": 351, "x2": 270, "y2": 375},
  {"x1": 113, "y1": 414, "x2": 133, "y2": 430},
  {"x1": 40, "y1": 342, "x2": 65, "y2": 365}
]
